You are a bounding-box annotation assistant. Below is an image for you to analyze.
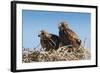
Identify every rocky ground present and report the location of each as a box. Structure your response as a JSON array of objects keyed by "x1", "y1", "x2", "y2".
[{"x1": 22, "y1": 46, "x2": 90, "y2": 63}]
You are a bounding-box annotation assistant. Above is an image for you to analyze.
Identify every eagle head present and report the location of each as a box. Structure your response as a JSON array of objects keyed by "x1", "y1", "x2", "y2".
[
  {"x1": 58, "y1": 22, "x2": 69, "y2": 30},
  {"x1": 38, "y1": 30, "x2": 51, "y2": 39}
]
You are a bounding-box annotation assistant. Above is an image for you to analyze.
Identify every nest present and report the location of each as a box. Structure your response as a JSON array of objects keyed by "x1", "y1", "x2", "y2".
[{"x1": 22, "y1": 46, "x2": 90, "y2": 63}]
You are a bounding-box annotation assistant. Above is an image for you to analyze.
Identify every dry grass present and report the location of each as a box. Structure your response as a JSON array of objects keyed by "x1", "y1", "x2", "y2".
[{"x1": 22, "y1": 46, "x2": 90, "y2": 63}]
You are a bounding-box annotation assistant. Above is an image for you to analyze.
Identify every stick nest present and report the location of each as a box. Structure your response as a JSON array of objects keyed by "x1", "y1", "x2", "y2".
[{"x1": 22, "y1": 46, "x2": 90, "y2": 63}]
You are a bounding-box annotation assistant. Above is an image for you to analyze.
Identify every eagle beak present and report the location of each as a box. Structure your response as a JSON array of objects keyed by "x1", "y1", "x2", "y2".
[
  {"x1": 38, "y1": 34, "x2": 40, "y2": 37},
  {"x1": 38, "y1": 31, "x2": 41, "y2": 37}
]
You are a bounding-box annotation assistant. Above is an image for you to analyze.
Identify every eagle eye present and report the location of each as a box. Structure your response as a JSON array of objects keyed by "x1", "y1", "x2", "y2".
[{"x1": 41, "y1": 32, "x2": 44, "y2": 35}]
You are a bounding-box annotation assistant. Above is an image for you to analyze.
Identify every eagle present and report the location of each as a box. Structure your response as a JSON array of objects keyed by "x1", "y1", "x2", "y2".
[
  {"x1": 58, "y1": 22, "x2": 81, "y2": 48},
  {"x1": 38, "y1": 30, "x2": 62, "y2": 51}
]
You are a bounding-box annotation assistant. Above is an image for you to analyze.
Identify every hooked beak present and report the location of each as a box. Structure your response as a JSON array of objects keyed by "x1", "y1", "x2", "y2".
[
  {"x1": 38, "y1": 34, "x2": 40, "y2": 37},
  {"x1": 38, "y1": 31, "x2": 41, "y2": 37}
]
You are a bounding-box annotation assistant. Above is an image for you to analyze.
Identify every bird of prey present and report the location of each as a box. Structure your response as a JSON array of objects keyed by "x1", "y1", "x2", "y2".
[
  {"x1": 38, "y1": 30, "x2": 62, "y2": 51},
  {"x1": 58, "y1": 22, "x2": 81, "y2": 48}
]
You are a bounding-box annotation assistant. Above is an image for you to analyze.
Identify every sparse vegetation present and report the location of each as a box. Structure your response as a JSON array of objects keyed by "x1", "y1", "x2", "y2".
[{"x1": 22, "y1": 45, "x2": 90, "y2": 63}]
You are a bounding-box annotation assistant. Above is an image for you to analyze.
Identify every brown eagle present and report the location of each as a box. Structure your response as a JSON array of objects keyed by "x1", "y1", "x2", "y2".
[
  {"x1": 58, "y1": 22, "x2": 81, "y2": 48},
  {"x1": 38, "y1": 30, "x2": 62, "y2": 51}
]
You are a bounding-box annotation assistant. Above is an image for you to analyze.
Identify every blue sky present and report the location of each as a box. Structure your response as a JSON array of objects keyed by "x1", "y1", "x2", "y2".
[{"x1": 22, "y1": 10, "x2": 91, "y2": 49}]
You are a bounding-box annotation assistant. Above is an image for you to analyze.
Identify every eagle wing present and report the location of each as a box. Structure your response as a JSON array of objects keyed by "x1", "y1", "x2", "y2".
[{"x1": 64, "y1": 28, "x2": 80, "y2": 41}]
